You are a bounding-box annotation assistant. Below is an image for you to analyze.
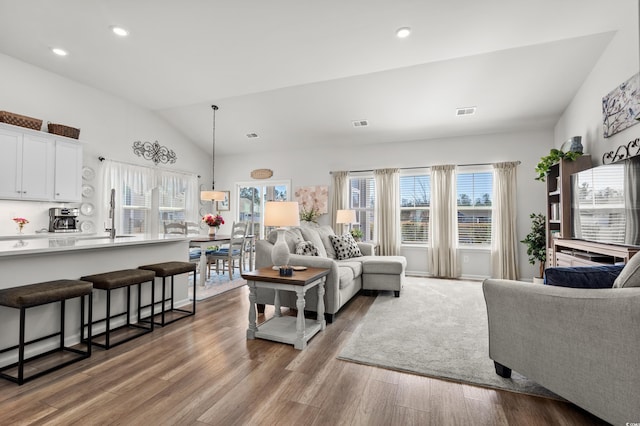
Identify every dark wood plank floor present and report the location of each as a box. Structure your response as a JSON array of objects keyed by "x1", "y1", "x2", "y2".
[{"x1": 0, "y1": 285, "x2": 608, "y2": 425}]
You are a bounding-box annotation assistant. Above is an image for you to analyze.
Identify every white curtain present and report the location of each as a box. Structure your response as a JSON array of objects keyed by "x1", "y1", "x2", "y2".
[
  {"x1": 160, "y1": 170, "x2": 199, "y2": 223},
  {"x1": 625, "y1": 157, "x2": 640, "y2": 245},
  {"x1": 374, "y1": 168, "x2": 400, "y2": 255},
  {"x1": 428, "y1": 165, "x2": 459, "y2": 278},
  {"x1": 102, "y1": 160, "x2": 154, "y2": 234},
  {"x1": 330, "y1": 171, "x2": 349, "y2": 233},
  {"x1": 491, "y1": 161, "x2": 519, "y2": 279},
  {"x1": 102, "y1": 160, "x2": 198, "y2": 234}
]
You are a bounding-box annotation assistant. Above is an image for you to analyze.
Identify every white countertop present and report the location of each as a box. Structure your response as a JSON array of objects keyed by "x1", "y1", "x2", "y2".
[{"x1": 0, "y1": 234, "x2": 190, "y2": 257}]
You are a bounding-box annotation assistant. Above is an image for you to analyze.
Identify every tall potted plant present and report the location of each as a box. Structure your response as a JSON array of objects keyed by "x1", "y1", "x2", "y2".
[{"x1": 521, "y1": 213, "x2": 546, "y2": 282}]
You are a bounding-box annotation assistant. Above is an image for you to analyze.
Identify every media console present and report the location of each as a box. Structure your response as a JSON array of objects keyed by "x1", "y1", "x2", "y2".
[{"x1": 552, "y1": 238, "x2": 639, "y2": 267}]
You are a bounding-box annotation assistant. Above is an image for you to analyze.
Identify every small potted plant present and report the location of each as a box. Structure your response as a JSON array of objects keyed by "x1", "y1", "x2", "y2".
[
  {"x1": 521, "y1": 213, "x2": 546, "y2": 282},
  {"x1": 299, "y1": 206, "x2": 320, "y2": 223},
  {"x1": 350, "y1": 228, "x2": 363, "y2": 241},
  {"x1": 535, "y1": 149, "x2": 582, "y2": 181}
]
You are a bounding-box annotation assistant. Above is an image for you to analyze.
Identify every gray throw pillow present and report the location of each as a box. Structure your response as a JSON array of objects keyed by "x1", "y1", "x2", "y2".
[
  {"x1": 613, "y1": 254, "x2": 640, "y2": 288},
  {"x1": 300, "y1": 226, "x2": 328, "y2": 257},
  {"x1": 295, "y1": 241, "x2": 319, "y2": 256},
  {"x1": 329, "y1": 233, "x2": 363, "y2": 260},
  {"x1": 267, "y1": 227, "x2": 303, "y2": 253},
  {"x1": 316, "y1": 225, "x2": 337, "y2": 259}
]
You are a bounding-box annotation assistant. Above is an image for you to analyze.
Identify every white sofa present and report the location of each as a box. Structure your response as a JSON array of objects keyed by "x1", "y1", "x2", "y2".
[{"x1": 255, "y1": 223, "x2": 406, "y2": 322}]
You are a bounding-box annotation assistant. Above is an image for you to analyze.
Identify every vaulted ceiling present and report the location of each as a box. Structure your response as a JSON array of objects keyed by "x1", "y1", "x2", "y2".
[{"x1": 0, "y1": 1, "x2": 634, "y2": 154}]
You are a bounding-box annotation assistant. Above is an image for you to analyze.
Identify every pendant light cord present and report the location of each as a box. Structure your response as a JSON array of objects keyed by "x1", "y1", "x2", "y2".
[{"x1": 211, "y1": 104, "x2": 218, "y2": 191}]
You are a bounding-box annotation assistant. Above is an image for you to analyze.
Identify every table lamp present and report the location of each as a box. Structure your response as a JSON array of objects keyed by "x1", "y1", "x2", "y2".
[
  {"x1": 336, "y1": 209, "x2": 357, "y2": 233},
  {"x1": 264, "y1": 201, "x2": 300, "y2": 267}
]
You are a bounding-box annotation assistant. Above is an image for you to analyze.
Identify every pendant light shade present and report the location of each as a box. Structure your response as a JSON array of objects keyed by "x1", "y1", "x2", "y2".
[
  {"x1": 200, "y1": 105, "x2": 226, "y2": 202},
  {"x1": 200, "y1": 190, "x2": 226, "y2": 201}
]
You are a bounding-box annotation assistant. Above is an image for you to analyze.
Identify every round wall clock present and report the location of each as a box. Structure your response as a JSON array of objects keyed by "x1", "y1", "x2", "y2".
[{"x1": 251, "y1": 168, "x2": 273, "y2": 179}]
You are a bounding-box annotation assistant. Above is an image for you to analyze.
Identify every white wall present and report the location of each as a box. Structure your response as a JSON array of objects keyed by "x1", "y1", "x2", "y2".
[
  {"x1": 555, "y1": 2, "x2": 639, "y2": 161},
  {"x1": 0, "y1": 53, "x2": 212, "y2": 236},
  {"x1": 213, "y1": 129, "x2": 554, "y2": 279}
]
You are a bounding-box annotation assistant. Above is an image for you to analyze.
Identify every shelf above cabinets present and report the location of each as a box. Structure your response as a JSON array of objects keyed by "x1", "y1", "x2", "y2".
[{"x1": 0, "y1": 123, "x2": 83, "y2": 202}]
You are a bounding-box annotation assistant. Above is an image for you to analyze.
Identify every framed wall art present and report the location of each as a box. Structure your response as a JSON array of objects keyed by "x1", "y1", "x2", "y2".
[
  {"x1": 602, "y1": 72, "x2": 640, "y2": 138},
  {"x1": 217, "y1": 191, "x2": 230, "y2": 211}
]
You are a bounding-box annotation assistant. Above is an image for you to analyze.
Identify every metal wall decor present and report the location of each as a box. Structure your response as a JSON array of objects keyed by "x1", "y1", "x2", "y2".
[
  {"x1": 602, "y1": 137, "x2": 640, "y2": 164},
  {"x1": 132, "y1": 140, "x2": 177, "y2": 165}
]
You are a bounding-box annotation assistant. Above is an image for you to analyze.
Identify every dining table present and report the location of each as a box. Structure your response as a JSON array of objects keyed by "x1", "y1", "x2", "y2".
[{"x1": 189, "y1": 234, "x2": 255, "y2": 287}]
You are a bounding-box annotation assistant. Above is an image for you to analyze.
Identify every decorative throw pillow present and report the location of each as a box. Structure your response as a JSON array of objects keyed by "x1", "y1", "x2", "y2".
[
  {"x1": 295, "y1": 241, "x2": 319, "y2": 256},
  {"x1": 300, "y1": 227, "x2": 328, "y2": 258},
  {"x1": 329, "y1": 233, "x2": 363, "y2": 260},
  {"x1": 613, "y1": 254, "x2": 640, "y2": 288}
]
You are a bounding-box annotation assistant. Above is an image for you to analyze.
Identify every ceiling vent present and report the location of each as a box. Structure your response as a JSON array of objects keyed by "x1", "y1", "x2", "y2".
[
  {"x1": 246, "y1": 132, "x2": 259, "y2": 139},
  {"x1": 456, "y1": 107, "x2": 476, "y2": 116},
  {"x1": 352, "y1": 119, "x2": 369, "y2": 127}
]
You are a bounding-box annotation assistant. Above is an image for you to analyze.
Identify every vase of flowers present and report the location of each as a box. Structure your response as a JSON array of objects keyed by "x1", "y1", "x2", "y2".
[
  {"x1": 203, "y1": 213, "x2": 224, "y2": 236},
  {"x1": 12, "y1": 217, "x2": 29, "y2": 234}
]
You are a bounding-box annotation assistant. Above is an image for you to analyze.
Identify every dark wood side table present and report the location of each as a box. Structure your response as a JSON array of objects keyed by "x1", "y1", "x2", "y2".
[{"x1": 242, "y1": 267, "x2": 329, "y2": 350}]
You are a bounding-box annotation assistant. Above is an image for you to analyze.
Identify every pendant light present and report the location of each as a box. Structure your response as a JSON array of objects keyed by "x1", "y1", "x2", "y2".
[{"x1": 200, "y1": 105, "x2": 226, "y2": 202}]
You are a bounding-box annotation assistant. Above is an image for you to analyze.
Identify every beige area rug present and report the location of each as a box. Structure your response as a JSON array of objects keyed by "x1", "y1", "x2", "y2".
[
  {"x1": 338, "y1": 276, "x2": 561, "y2": 399},
  {"x1": 189, "y1": 271, "x2": 246, "y2": 301}
]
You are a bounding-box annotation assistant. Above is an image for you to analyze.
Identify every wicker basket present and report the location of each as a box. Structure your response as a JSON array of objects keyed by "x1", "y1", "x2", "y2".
[
  {"x1": 0, "y1": 111, "x2": 43, "y2": 130},
  {"x1": 47, "y1": 122, "x2": 80, "y2": 139}
]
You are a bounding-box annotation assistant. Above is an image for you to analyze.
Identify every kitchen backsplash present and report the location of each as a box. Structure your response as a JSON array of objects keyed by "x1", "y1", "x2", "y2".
[{"x1": 0, "y1": 200, "x2": 77, "y2": 236}]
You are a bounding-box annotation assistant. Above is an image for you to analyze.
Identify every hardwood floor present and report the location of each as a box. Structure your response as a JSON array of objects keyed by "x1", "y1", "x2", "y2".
[{"x1": 0, "y1": 286, "x2": 608, "y2": 425}]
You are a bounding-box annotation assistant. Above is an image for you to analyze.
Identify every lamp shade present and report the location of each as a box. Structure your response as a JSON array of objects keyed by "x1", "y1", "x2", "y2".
[
  {"x1": 264, "y1": 201, "x2": 300, "y2": 227},
  {"x1": 336, "y1": 209, "x2": 357, "y2": 224},
  {"x1": 200, "y1": 190, "x2": 226, "y2": 202}
]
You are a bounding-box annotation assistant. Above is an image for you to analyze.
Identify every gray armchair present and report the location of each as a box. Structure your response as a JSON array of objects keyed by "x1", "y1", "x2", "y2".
[{"x1": 482, "y1": 279, "x2": 640, "y2": 425}]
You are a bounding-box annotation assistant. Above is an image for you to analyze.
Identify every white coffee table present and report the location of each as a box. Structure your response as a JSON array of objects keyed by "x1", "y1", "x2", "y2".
[{"x1": 243, "y1": 267, "x2": 329, "y2": 350}]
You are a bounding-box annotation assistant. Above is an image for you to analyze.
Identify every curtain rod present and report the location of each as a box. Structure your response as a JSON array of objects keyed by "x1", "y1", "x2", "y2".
[
  {"x1": 330, "y1": 161, "x2": 521, "y2": 174},
  {"x1": 98, "y1": 156, "x2": 201, "y2": 178}
]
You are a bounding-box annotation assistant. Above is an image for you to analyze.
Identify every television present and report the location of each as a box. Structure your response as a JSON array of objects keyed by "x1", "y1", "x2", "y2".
[{"x1": 570, "y1": 156, "x2": 640, "y2": 246}]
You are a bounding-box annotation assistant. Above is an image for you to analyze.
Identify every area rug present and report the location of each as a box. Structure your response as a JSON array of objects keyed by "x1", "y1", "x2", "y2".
[
  {"x1": 338, "y1": 277, "x2": 560, "y2": 399},
  {"x1": 189, "y1": 272, "x2": 246, "y2": 301}
]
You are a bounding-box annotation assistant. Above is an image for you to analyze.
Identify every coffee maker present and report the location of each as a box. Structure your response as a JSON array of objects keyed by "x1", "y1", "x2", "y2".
[{"x1": 48, "y1": 208, "x2": 80, "y2": 233}]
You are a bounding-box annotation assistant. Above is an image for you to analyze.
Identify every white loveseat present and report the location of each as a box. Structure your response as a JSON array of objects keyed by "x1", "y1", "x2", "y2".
[{"x1": 255, "y1": 223, "x2": 406, "y2": 322}]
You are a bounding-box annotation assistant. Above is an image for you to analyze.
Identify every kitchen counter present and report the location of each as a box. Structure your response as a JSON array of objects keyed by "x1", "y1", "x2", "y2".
[
  {"x1": 0, "y1": 233, "x2": 192, "y2": 366},
  {"x1": 0, "y1": 233, "x2": 190, "y2": 257}
]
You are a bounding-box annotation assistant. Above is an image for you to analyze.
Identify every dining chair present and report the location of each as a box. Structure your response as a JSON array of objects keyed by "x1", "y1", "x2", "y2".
[
  {"x1": 164, "y1": 221, "x2": 187, "y2": 235},
  {"x1": 164, "y1": 221, "x2": 204, "y2": 270},
  {"x1": 207, "y1": 222, "x2": 248, "y2": 280},
  {"x1": 184, "y1": 221, "x2": 201, "y2": 235}
]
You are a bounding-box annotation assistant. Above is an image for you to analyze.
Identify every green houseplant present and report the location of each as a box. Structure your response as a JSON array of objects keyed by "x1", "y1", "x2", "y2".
[
  {"x1": 299, "y1": 206, "x2": 320, "y2": 223},
  {"x1": 521, "y1": 213, "x2": 546, "y2": 279},
  {"x1": 535, "y1": 149, "x2": 582, "y2": 181},
  {"x1": 350, "y1": 228, "x2": 363, "y2": 241}
]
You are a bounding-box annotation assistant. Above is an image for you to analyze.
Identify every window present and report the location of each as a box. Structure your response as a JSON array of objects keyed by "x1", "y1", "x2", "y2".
[
  {"x1": 457, "y1": 170, "x2": 493, "y2": 246},
  {"x1": 103, "y1": 160, "x2": 198, "y2": 235},
  {"x1": 349, "y1": 175, "x2": 375, "y2": 241},
  {"x1": 400, "y1": 174, "x2": 430, "y2": 243},
  {"x1": 158, "y1": 171, "x2": 197, "y2": 228},
  {"x1": 572, "y1": 163, "x2": 625, "y2": 244},
  {"x1": 237, "y1": 181, "x2": 290, "y2": 239}
]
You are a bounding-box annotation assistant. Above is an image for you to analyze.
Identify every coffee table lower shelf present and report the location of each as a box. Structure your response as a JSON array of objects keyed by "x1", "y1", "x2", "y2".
[{"x1": 253, "y1": 316, "x2": 323, "y2": 346}]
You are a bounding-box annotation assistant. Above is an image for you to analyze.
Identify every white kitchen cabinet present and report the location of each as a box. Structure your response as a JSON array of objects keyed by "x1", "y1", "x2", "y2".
[
  {"x1": 0, "y1": 127, "x2": 54, "y2": 200},
  {"x1": 54, "y1": 139, "x2": 83, "y2": 201},
  {"x1": 0, "y1": 123, "x2": 82, "y2": 202}
]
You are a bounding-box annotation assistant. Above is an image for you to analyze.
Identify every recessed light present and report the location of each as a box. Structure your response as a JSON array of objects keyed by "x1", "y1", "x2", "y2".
[
  {"x1": 111, "y1": 26, "x2": 129, "y2": 37},
  {"x1": 52, "y1": 47, "x2": 68, "y2": 56},
  {"x1": 396, "y1": 27, "x2": 411, "y2": 38},
  {"x1": 246, "y1": 133, "x2": 259, "y2": 139}
]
